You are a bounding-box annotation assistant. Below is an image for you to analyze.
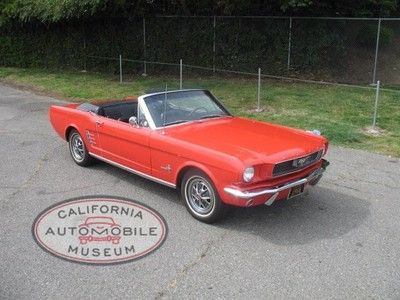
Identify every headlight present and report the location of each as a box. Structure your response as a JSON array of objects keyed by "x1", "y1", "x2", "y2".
[{"x1": 243, "y1": 167, "x2": 255, "y2": 182}]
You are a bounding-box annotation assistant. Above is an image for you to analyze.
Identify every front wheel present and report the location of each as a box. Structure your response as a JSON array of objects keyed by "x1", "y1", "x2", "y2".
[
  {"x1": 68, "y1": 129, "x2": 94, "y2": 167},
  {"x1": 180, "y1": 169, "x2": 225, "y2": 223}
]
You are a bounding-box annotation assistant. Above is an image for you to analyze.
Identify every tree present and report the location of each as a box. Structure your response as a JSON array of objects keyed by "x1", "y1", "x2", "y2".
[
  {"x1": 0, "y1": 0, "x2": 108, "y2": 24},
  {"x1": 0, "y1": 0, "x2": 398, "y2": 25}
]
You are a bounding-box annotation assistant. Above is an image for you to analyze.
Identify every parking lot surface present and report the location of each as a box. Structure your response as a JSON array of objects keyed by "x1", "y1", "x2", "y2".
[{"x1": 0, "y1": 83, "x2": 399, "y2": 299}]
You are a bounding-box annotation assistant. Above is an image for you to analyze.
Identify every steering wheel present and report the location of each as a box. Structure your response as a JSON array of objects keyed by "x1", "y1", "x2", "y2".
[{"x1": 189, "y1": 107, "x2": 209, "y2": 118}]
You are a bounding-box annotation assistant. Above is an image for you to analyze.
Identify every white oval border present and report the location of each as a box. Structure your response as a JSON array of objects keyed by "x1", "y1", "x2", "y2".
[{"x1": 32, "y1": 195, "x2": 168, "y2": 265}]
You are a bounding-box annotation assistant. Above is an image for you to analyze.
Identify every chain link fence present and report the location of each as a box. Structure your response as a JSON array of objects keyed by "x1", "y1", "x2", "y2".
[
  {"x1": 78, "y1": 16, "x2": 400, "y2": 89},
  {"x1": 2, "y1": 16, "x2": 398, "y2": 89},
  {"x1": 1, "y1": 16, "x2": 399, "y2": 131}
]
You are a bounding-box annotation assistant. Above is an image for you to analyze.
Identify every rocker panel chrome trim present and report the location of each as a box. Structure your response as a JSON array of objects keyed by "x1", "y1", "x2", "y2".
[{"x1": 89, "y1": 152, "x2": 176, "y2": 188}]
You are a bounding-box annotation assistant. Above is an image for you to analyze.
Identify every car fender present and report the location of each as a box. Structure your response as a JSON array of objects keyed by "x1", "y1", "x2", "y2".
[
  {"x1": 175, "y1": 160, "x2": 238, "y2": 199},
  {"x1": 65, "y1": 123, "x2": 82, "y2": 140},
  {"x1": 49, "y1": 105, "x2": 100, "y2": 153}
]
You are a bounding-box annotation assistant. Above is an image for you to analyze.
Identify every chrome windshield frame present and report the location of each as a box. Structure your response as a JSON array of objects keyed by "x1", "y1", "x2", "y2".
[
  {"x1": 137, "y1": 96, "x2": 157, "y2": 129},
  {"x1": 137, "y1": 89, "x2": 231, "y2": 130}
]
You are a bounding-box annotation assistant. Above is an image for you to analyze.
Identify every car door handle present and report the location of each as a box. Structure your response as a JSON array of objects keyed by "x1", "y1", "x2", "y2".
[{"x1": 96, "y1": 120, "x2": 104, "y2": 126}]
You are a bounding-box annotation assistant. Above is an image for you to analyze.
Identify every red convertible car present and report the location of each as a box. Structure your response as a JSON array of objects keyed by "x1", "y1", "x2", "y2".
[{"x1": 49, "y1": 89, "x2": 329, "y2": 223}]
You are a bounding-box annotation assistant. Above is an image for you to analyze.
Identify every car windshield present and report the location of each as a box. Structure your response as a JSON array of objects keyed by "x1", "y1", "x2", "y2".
[{"x1": 143, "y1": 90, "x2": 230, "y2": 128}]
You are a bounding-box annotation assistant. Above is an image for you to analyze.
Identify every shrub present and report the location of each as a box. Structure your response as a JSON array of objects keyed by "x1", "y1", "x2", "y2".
[{"x1": 356, "y1": 24, "x2": 394, "y2": 48}]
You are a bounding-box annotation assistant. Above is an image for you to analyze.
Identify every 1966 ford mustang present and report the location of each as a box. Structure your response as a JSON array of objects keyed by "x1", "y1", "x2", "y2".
[{"x1": 49, "y1": 89, "x2": 329, "y2": 223}]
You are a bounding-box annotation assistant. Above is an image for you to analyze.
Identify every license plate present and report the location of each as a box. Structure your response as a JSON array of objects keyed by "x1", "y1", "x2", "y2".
[{"x1": 288, "y1": 184, "x2": 305, "y2": 199}]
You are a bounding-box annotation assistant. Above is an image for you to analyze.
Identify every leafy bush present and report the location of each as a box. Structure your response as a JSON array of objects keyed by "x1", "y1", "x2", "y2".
[
  {"x1": 0, "y1": 17, "x2": 347, "y2": 75},
  {"x1": 291, "y1": 19, "x2": 346, "y2": 70},
  {"x1": 356, "y1": 24, "x2": 394, "y2": 48}
]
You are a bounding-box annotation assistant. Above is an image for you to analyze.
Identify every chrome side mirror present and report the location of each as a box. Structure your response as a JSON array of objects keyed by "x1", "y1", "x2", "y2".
[
  {"x1": 129, "y1": 116, "x2": 138, "y2": 127},
  {"x1": 306, "y1": 129, "x2": 321, "y2": 136}
]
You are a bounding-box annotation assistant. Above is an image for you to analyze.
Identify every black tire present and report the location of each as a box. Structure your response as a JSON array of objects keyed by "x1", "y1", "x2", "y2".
[
  {"x1": 180, "y1": 169, "x2": 225, "y2": 223},
  {"x1": 68, "y1": 129, "x2": 94, "y2": 167}
]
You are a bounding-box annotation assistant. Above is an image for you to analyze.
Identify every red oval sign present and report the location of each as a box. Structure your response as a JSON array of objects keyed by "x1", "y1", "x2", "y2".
[{"x1": 32, "y1": 196, "x2": 167, "y2": 264}]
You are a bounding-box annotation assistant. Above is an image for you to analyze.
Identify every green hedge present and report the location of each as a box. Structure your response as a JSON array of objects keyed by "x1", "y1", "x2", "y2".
[{"x1": 0, "y1": 17, "x2": 369, "y2": 76}]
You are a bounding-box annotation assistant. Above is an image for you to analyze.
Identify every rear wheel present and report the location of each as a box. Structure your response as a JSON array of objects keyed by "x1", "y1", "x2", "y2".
[
  {"x1": 68, "y1": 129, "x2": 94, "y2": 167},
  {"x1": 180, "y1": 169, "x2": 225, "y2": 223}
]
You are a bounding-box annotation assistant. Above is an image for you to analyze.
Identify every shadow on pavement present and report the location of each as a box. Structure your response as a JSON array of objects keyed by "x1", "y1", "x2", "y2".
[
  {"x1": 218, "y1": 186, "x2": 370, "y2": 245},
  {"x1": 90, "y1": 162, "x2": 370, "y2": 246}
]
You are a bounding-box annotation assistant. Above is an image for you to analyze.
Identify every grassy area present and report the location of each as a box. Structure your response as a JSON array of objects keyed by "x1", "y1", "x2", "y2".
[{"x1": 1, "y1": 67, "x2": 399, "y2": 157}]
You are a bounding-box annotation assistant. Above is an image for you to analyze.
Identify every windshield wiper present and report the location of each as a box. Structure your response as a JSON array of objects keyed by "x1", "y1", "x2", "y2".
[
  {"x1": 164, "y1": 120, "x2": 189, "y2": 126},
  {"x1": 200, "y1": 114, "x2": 226, "y2": 119}
]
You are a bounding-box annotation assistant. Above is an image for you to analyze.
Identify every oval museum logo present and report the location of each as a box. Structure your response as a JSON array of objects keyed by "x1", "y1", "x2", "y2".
[{"x1": 32, "y1": 196, "x2": 168, "y2": 265}]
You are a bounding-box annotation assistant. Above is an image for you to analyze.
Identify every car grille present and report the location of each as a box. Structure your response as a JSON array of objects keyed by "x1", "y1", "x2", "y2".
[{"x1": 272, "y1": 150, "x2": 323, "y2": 177}]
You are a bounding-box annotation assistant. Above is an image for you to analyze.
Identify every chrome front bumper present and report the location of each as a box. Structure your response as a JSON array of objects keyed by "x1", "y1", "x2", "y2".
[{"x1": 223, "y1": 159, "x2": 329, "y2": 200}]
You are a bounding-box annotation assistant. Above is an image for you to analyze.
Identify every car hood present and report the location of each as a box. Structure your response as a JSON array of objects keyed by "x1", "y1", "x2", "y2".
[{"x1": 163, "y1": 117, "x2": 326, "y2": 164}]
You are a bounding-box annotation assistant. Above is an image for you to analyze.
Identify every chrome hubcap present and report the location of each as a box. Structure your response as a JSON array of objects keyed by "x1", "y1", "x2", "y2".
[
  {"x1": 70, "y1": 133, "x2": 85, "y2": 162},
  {"x1": 186, "y1": 176, "x2": 215, "y2": 215}
]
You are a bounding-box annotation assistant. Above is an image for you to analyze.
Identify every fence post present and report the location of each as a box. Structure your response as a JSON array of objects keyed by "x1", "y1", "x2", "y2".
[
  {"x1": 180, "y1": 59, "x2": 183, "y2": 89},
  {"x1": 119, "y1": 54, "x2": 123, "y2": 84},
  {"x1": 82, "y1": 21, "x2": 87, "y2": 71},
  {"x1": 213, "y1": 16, "x2": 216, "y2": 74},
  {"x1": 287, "y1": 17, "x2": 293, "y2": 71},
  {"x1": 372, "y1": 18, "x2": 381, "y2": 84},
  {"x1": 257, "y1": 68, "x2": 261, "y2": 111},
  {"x1": 372, "y1": 80, "x2": 380, "y2": 128},
  {"x1": 143, "y1": 17, "x2": 147, "y2": 76}
]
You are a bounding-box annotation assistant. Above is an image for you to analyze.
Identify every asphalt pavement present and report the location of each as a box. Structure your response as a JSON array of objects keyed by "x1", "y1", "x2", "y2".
[{"x1": 0, "y1": 82, "x2": 399, "y2": 299}]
